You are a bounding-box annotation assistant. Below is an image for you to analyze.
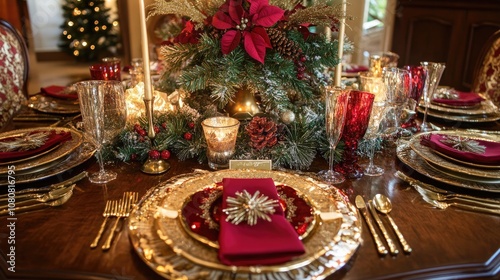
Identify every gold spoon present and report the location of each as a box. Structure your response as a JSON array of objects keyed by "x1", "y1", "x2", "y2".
[{"x1": 373, "y1": 194, "x2": 412, "y2": 253}]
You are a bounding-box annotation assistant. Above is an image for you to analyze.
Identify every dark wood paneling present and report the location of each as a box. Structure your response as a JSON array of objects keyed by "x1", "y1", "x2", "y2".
[{"x1": 393, "y1": 0, "x2": 500, "y2": 91}]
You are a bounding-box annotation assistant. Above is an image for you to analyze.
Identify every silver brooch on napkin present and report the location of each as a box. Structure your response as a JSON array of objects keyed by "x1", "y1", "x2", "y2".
[
  {"x1": 224, "y1": 190, "x2": 279, "y2": 226},
  {"x1": 439, "y1": 135, "x2": 486, "y2": 154},
  {"x1": 0, "y1": 131, "x2": 50, "y2": 152}
]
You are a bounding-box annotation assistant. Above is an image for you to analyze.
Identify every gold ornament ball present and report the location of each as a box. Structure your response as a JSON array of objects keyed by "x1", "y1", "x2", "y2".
[{"x1": 281, "y1": 110, "x2": 295, "y2": 124}]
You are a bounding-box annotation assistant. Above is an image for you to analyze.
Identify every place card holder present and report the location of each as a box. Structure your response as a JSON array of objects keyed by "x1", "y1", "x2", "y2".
[{"x1": 229, "y1": 160, "x2": 272, "y2": 171}]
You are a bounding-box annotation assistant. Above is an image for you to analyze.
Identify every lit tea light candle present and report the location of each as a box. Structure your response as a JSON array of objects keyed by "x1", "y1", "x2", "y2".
[{"x1": 201, "y1": 117, "x2": 240, "y2": 170}]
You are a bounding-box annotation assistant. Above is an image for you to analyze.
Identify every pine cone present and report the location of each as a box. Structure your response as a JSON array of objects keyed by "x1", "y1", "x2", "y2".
[
  {"x1": 246, "y1": 116, "x2": 278, "y2": 150},
  {"x1": 267, "y1": 27, "x2": 303, "y2": 60}
]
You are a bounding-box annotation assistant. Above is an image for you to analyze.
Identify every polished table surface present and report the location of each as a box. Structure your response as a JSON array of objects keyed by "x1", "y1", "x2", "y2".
[{"x1": 1, "y1": 120, "x2": 500, "y2": 279}]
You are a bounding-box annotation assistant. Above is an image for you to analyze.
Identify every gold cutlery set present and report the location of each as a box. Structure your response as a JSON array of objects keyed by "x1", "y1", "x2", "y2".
[
  {"x1": 355, "y1": 194, "x2": 412, "y2": 256},
  {"x1": 91, "y1": 192, "x2": 139, "y2": 251},
  {"x1": 395, "y1": 171, "x2": 500, "y2": 216},
  {"x1": 0, "y1": 171, "x2": 86, "y2": 215}
]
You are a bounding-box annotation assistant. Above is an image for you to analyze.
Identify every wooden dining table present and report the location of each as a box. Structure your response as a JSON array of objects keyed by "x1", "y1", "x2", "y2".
[{"x1": 0, "y1": 115, "x2": 499, "y2": 280}]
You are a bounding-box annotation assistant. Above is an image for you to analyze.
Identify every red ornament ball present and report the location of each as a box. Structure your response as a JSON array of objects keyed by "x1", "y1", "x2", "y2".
[
  {"x1": 183, "y1": 132, "x2": 193, "y2": 141},
  {"x1": 161, "y1": 150, "x2": 171, "y2": 160},
  {"x1": 148, "y1": 150, "x2": 160, "y2": 160}
]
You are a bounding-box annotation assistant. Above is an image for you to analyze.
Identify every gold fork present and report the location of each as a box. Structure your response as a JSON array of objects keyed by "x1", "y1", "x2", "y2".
[
  {"x1": 90, "y1": 200, "x2": 116, "y2": 249},
  {"x1": 102, "y1": 192, "x2": 138, "y2": 250}
]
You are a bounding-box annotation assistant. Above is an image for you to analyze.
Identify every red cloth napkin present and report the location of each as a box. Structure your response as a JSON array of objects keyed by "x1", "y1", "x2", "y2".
[
  {"x1": 41, "y1": 85, "x2": 78, "y2": 99},
  {"x1": 0, "y1": 130, "x2": 72, "y2": 162},
  {"x1": 432, "y1": 91, "x2": 484, "y2": 106},
  {"x1": 421, "y1": 134, "x2": 500, "y2": 165},
  {"x1": 218, "y1": 178, "x2": 305, "y2": 266}
]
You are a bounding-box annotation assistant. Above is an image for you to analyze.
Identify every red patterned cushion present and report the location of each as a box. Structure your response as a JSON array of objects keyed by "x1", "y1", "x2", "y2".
[
  {"x1": 473, "y1": 33, "x2": 500, "y2": 108},
  {"x1": 0, "y1": 24, "x2": 27, "y2": 129}
]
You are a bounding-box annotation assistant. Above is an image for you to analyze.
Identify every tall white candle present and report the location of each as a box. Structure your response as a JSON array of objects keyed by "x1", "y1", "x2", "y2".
[
  {"x1": 139, "y1": 0, "x2": 152, "y2": 100},
  {"x1": 334, "y1": 0, "x2": 347, "y2": 87}
]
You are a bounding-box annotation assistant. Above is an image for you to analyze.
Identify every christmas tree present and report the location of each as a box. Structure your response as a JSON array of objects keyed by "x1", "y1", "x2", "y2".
[{"x1": 58, "y1": 0, "x2": 120, "y2": 61}]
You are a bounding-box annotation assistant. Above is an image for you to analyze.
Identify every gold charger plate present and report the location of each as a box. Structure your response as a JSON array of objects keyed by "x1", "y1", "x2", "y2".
[
  {"x1": 421, "y1": 95, "x2": 497, "y2": 115},
  {"x1": 432, "y1": 149, "x2": 500, "y2": 169},
  {"x1": 417, "y1": 107, "x2": 500, "y2": 123},
  {"x1": 397, "y1": 142, "x2": 500, "y2": 193},
  {"x1": 0, "y1": 142, "x2": 94, "y2": 186},
  {"x1": 129, "y1": 169, "x2": 361, "y2": 279},
  {"x1": 28, "y1": 94, "x2": 80, "y2": 114},
  {"x1": 0, "y1": 127, "x2": 83, "y2": 175},
  {"x1": 0, "y1": 143, "x2": 61, "y2": 166},
  {"x1": 408, "y1": 131, "x2": 500, "y2": 180}
]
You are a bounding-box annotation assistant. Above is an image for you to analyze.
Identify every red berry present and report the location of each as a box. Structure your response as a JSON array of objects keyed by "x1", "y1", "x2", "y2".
[
  {"x1": 130, "y1": 153, "x2": 137, "y2": 161},
  {"x1": 137, "y1": 128, "x2": 147, "y2": 136},
  {"x1": 300, "y1": 55, "x2": 306, "y2": 62},
  {"x1": 183, "y1": 132, "x2": 193, "y2": 141},
  {"x1": 148, "y1": 150, "x2": 160, "y2": 160},
  {"x1": 297, "y1": 73, "x2": 304, "y2": 80},
  {"x1": 154, "y1": 126, "x2": 160, "y2": 134},
  {"x1": 161, "y1": 122, "x2": 167, "y2": 129},
  {"x1": 188, "y1": 122, "x2": 195, "y2": 129},
  {"x1": 161, "y1": 150, "x2": 171, "y2": 160},
  {"x1": 138, "y1": 136, "x2": 145, "y2": 142}
]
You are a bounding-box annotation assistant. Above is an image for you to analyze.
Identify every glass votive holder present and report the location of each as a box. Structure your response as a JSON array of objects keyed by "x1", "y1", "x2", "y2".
[
  {"x1": 201, "y1": 116, "x2": 240, "y2": 170},
  {"x1": 359, "y1": 71, "x2": 386, "y2": 102},
  {"x1": 89, "y1": 57, "x2": 121, "y2": 81}
]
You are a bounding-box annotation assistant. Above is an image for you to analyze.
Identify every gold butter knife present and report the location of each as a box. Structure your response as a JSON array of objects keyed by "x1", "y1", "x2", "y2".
[{"x1": 355, "y1": 195, "x2": 388, "y2": 255}]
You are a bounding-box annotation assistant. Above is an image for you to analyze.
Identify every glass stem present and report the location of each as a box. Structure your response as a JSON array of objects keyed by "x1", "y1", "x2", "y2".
[
  {"x1": 367, "y1": 139, "x2": 375, "y2": 169},
  {"x1": 95, "y1": 150, "x2": 105, "y2": 174},
  {"x1": 328, "y1": 144, "x2": 336, "y2": 172},
  {"x1": 422, "y1": 102, "x2": 429, "y2": 125}
]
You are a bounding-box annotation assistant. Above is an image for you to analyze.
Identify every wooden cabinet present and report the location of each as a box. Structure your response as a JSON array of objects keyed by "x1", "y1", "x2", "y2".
[{"x1": 392, "y1": 0, "x2": 500, "y2": 91}]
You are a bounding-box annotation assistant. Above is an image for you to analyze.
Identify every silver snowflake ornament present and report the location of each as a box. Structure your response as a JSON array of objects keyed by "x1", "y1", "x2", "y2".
[
  {"x1": 439, "y1": 135, "x2": 486, "y2": 154},
  {"x1": 223, "y1": 190, "x2": 280, "y2": 226}
]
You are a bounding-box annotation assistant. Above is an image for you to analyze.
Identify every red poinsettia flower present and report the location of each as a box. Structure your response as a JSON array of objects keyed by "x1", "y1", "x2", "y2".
[{"x1": 212, "y1": 0, "x2": 285, "y2": 63}]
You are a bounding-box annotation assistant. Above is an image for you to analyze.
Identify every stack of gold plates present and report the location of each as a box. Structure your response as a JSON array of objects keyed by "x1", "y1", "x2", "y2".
[
  {"x1": 417, "y1": 93, "x2": 500, "y2": 122},
  {"x1": 397, "y1": 130, "x2": 500, "y2": 193},
  {"x1": 128, "y1": 169, "x2": 362, "y2": 279},
  {"x1": 0, "y1": 127, "x2": 94, "y2": 186},
  {"x1": 28, "y1": 94, "x2": 80, "y2": 114}
]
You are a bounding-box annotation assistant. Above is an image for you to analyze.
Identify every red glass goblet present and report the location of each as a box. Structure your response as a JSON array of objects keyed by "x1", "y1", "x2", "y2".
[
  {"x1": 335, "y1": 90, "x2": 375, "y2": 179},
  {"x1": 402, "y1": 65, "x2": 427, "y2": 131}
]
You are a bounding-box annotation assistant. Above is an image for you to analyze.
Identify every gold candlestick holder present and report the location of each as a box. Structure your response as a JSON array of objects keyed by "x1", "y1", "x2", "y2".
[{"x1": 141, "y1": 98, "x2": 170, "y2": 174}]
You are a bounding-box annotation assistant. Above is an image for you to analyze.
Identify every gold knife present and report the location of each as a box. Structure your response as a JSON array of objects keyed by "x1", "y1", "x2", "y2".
[
  {"x1": 355, "y1": 195, "x2": 388, "y2": 255},
  {"x1": 368, "y1": 200, "x2": 399, "y2": 255}
]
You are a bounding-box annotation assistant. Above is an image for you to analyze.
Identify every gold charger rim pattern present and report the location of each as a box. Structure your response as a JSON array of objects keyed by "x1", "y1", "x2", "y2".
[
  {"x1": 0, "y1": 127, "x2": 83, "y2": 174},
  {"x1": 396, "y1": 143, "x2": 500, "y2": 193},
  {"x1": 128, "y1": 169, "x2": 362, "y2": 279},
  {"x1": 408, "y1": 131, "x2": 500, "y2": 180}
]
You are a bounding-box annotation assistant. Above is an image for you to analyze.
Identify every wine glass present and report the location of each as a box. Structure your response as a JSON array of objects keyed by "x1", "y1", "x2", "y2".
[
  {"x1": 382, "y1": 67, "x2": 412, "y2": 136},
  {"x1": 318, "y1": 86, "x2": 350, "y2": 184},
  {"x1": 75, "y1": 80, "x2": 127, "y2": 184},
  {"x1": 402, "y1": 65, "x2": 427, "y2": 131},
  {"x1": 420, "y1": 62, "x2": 446, "y2": 132},
  {"x1": 335, "y1": 90, "x2": 375, "y2": 179},
  {"x1": 362, "y1": 101, "x2": 390, "y2": 176}
]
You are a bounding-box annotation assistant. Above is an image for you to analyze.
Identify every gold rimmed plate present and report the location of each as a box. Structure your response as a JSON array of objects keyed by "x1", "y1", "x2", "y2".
[
  {"x1": 396, "y1": 144, "x2": 500, "y2": 193},
  {"x1": 432, "y1": 149, "x2": 500, "y2": 170},
  {"x1": 421, "y1": 95, "x2": 498, "y2": 115},
  {"x1": 0, "y1": 143, "x2": 62, "y2": 166},
  {"x1": 0, "y1": 142, "x2": 95, "y2": 186},
  {"x1": 424, "y1": 160, "x2": 500, "y2": 184},
  {"x1": 417, "y1": 107, "x2": 500, "y2": 123},
  {"x1": 129, "y1": 169, "x2": 361, "y2": 279},
  {"x1": 28, "y1": 94, "x2": 80, "y2": 114},
  {"x1": 0, "y1": 127, "x2": 83, "y2": 175},
  {"x1": 179, "y1": 182, "x2": 318, "y2": 249},
  {"x1": 408, "y1": 131, "x2": 500, "y2": 180}
]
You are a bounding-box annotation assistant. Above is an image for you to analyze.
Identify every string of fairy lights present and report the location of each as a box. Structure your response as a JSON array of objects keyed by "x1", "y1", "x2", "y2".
[{"x1": 60, "y1": 1, "x2": 119, "y2": 58}]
